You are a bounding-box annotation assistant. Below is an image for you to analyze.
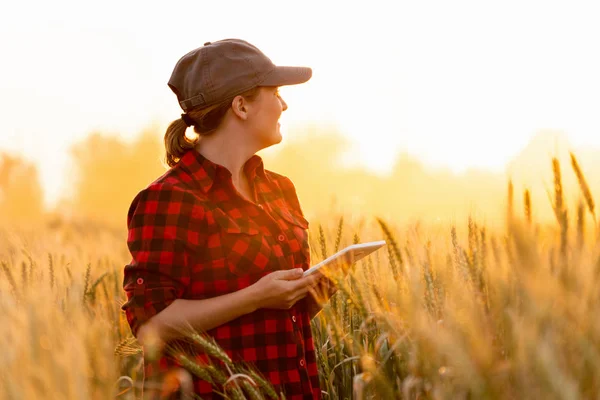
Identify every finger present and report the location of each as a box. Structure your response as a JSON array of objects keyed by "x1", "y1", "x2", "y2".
[
  {"x1": 315, "y1": 271, "x2": 335, "y2": 287},
  {"x1": 290, "y1": 291, "x2": 308, "y2": 305},
  {"x1": 309, "y1": 287, "x2": 330, "y2": 307},
  {"x1": 292, "y1": 285, "x2": 309, "y2": 297},
  {"x1": 275, "y1": 268, "x2": 304, "y2": 281},
  {"x1": 311, "y1": 270, "x2": 324, "y2": 281},
  {"x1": 306, "y1": 273, "x2": 322, "y2": 286},
  {"x1": 308, "y1": 282, "x2": 327, "y2": 300},
  {"x1": 288, "y1": 275, "x2": 316, "y2": 291}
]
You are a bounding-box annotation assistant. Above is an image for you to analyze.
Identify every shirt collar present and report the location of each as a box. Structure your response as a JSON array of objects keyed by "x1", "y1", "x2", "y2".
[{"x1": 179, "y1": 149, "x2": 268, "y2": 194}]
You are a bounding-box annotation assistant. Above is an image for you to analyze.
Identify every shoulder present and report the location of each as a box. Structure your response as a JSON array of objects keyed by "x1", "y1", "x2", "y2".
[
  {"x1": 126, "y1": 179, "x2": 210, "y2": 249},
  {"x1": 127, "y1": 172, "x2": 207, "y2": 227},
  {"x1": 264, "y1": 170, "x2": 304, "y2": 215},
  {"x1": 264, "y1": 170, "x2": 295, "y2": 190}
]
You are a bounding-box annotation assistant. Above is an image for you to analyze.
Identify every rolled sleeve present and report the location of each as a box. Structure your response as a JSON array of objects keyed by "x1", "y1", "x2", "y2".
[{"x1": 121, "y1": 183, "x2": 203, "y2": 337}]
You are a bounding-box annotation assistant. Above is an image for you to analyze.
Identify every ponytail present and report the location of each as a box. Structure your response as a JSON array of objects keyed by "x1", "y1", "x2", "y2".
[
  {"x1": 164, "y1": 117, "x2": 199, "y2": 167},
  {"x1": 163, "y1": 86, "x2": 262, "y2": 168}
]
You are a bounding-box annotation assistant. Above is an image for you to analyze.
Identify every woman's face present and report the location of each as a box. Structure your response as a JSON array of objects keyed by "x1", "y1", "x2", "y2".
[{"x1": 248, "y1": 86, "x2": 288, "y2": 148}]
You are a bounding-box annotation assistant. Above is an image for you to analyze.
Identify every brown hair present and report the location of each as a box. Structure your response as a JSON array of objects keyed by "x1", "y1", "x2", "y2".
[{"x1": 164, "y1": 86, "x2": 261, "y2": 167}]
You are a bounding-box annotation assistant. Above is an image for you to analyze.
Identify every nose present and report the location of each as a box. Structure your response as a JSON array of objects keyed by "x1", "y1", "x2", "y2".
[{"x1": 280, "y1": 96, "x2": 288, "y2": 111}]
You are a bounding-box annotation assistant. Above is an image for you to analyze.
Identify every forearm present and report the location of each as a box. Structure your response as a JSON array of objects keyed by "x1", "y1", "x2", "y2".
[{"x1": 138, "y1": 284, "x2": 260, "y2": 344}]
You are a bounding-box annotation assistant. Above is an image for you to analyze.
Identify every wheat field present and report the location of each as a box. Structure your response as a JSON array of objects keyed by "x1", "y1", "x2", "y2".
[{"x1": 1, "y1": 154, "x2": 600, "y2": 399}]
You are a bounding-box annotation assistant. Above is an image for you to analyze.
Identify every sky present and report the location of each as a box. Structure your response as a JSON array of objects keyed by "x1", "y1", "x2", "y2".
[{"x1": 1, "y1": 0, "x2": 600, "y2": 209}]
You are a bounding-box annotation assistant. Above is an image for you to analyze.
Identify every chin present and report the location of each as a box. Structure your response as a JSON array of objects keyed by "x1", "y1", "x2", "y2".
[
  {"x1": 258, "y1": 133, "x2": 282, "y2": 151},
  {"x1": 270, "y1": 130, "x2": 283, "y2": 145}
]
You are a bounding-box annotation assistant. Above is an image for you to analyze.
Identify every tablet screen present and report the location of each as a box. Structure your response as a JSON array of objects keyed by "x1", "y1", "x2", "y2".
[{"x1": 303, "y1": 240, "x2": 386, "y2": 277}]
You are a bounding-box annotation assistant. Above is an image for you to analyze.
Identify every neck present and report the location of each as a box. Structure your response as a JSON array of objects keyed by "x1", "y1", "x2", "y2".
[{"x1": 193, "y1": 127, "x2": 257, "y2": 186}]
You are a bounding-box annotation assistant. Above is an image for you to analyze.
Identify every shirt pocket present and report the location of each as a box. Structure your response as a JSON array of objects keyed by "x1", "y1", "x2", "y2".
[
  {"x1": 272, "y1": 207, "x2": 311, "y2": 269},
  {"x1": 213, "y1": 209, "x2": 273, "y2": 277}
]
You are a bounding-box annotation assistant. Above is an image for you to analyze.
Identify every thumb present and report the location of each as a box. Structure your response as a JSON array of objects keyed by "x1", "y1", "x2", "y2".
[{"x1": 277, "y1": 268, "x2": 304, "y2": 280}]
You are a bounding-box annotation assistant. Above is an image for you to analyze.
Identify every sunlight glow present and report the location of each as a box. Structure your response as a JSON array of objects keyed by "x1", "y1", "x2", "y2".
[{"x1": 1, "y1": 0, "x2": 599, "y2": 209}]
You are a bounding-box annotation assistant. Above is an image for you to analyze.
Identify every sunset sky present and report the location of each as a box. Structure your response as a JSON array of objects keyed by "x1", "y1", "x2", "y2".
[{"x1": 1, "y1": 0, "x2": 600, "y2": 209}]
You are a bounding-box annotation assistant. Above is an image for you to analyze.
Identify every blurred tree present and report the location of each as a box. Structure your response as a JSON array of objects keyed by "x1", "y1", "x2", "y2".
[
  {"x1": 66, "y1": 127, "x2": 166, "y2": 227},
  {"x1": 261, "y1": 124, "x2": 351, "y2": 217},
  {"x1": 0, "y1": 152, "x2": 44, "y2": 222},
  {"x1": 62, "y1": 124, "x2": 599, "y2": 230}
]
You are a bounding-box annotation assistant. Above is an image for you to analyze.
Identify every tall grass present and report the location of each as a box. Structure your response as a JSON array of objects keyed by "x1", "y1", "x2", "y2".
[
  {"x1": 0, "y1": 228, "x2": 130, "y2": 399},
  {"x1": 1, "y1": 154, "x2": 600, "y2": 399}
]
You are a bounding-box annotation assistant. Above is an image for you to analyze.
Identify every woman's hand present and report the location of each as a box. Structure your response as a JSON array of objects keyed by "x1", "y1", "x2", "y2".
[
  {"x1": 304, "y1": 272, "x2": 338, "y2": 319},
  {"x1": 308, "y1": 273, "x2": 338, "y2": 301},
  {"x1": 251, "y1": 268, "x2": 321, "y2": 310}
]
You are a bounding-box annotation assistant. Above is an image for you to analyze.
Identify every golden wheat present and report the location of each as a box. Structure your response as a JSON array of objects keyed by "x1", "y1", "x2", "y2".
[{"x1": 2, "y1": 154, "x2": 600, "y2": 398}]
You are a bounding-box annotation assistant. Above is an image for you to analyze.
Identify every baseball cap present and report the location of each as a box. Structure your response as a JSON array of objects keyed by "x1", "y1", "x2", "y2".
[{"x1": 168, "y1": 39, "x2": 312, "y2": 112}]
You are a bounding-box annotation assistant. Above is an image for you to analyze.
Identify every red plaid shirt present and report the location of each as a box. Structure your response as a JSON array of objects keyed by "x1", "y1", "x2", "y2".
[{"x1": 121, "y1": 149, "x2": 321, "y2": 399}]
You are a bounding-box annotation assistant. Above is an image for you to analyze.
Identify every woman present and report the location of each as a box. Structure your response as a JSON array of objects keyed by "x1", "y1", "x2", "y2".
[{"x1": 121, "y1": 39, "x2": 335, "y2": 399}]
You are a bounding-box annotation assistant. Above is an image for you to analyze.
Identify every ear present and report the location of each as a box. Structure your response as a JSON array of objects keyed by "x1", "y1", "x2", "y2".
[{"x1": 231, "y1": 95, "x2": 248, "y2": 120}]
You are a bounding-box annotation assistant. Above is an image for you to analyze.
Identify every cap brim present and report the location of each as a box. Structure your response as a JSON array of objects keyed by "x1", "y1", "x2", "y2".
[{"x1": 260, "y1": 66, "x2": 312, "y2": 86}]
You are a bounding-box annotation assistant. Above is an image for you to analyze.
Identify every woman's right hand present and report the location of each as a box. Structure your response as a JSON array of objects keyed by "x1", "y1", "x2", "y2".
[{"x1": 251, "y1": 268, "x2": 322, "y2": 310}]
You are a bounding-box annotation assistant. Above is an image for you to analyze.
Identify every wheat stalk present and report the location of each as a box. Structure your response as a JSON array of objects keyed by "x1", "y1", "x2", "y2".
[
  {"x1": 189, "y1": 333, "x2": 233, "y2": 368},
  {"x1": 174, "y1": 353, "x2": 214, "y2": 384},
  {"x1": 245, "y1": 368, "x2": 279, "y2": 400},
  {"x1": 318, "y1": 224, "x2": 328, "y2": 260},
  {"x1": 376, "y1": 218, "x2": 402, "y2": 280},
  {"x1": 570, "y1": 152, "x2": 595, "y2": 220},
  {"x1": 524, "y1": 189, "x2": 532, "y2": 225},
  {"x1": 334, "y1": 216, "x2": 344, "y2": 253},
  {"x1": 48, "y1": 253, "x2": 55, "y2": 289},
  {"x1": 551, "y1": 157, "x2": 569, "y2": 262},
  {"x1": 1, "y1": 260, "x2": 19, "y2": 299},
  {"x1": 507, "y1": 179, "x2": 514, "y2": 223},
  {"x1": 577, "y1": 199, "x2": 585, "y2": 249},
  {"x1": 82, "y1": 263, "x2": 91, "y2": 302},
  {"x1": 21, "y1": 261, "x2": 27, "y2": 290}
]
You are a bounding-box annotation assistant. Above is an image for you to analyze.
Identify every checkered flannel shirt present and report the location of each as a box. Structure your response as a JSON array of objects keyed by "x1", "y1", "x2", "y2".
[{"x1": 121, "y1": 149, "x2": 321, "y2": 399}]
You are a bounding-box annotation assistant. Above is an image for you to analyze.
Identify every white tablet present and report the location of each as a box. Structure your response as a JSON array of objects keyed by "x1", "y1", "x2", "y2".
[{"x1": 303, "y1": 240, "x2": 387, "y2": 277}]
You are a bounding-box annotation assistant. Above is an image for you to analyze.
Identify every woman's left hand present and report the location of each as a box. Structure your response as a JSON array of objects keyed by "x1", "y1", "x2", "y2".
[{"x1": 307, "y1": 271, "x2": 337, "y2": 303}]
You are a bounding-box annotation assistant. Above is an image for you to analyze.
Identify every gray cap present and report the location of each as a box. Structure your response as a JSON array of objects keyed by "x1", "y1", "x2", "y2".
[{"x1": 168, "y1": 39, "x2": 312, "y2": 111}]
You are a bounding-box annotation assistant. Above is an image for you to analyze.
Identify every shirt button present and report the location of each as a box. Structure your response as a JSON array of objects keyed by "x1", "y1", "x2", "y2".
[
  {"x1": 136, "y1": 278, "x2": 144, "y2": 285},
  {"x1": 299, "y1": 359, "x2": 305, "y2": 367},
  {"x1": 292, "y1": 316, "x2": 296, "y2": 323},
  {"x1": 278, "y1": 234, "x2": 286, "y2": 242}
]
